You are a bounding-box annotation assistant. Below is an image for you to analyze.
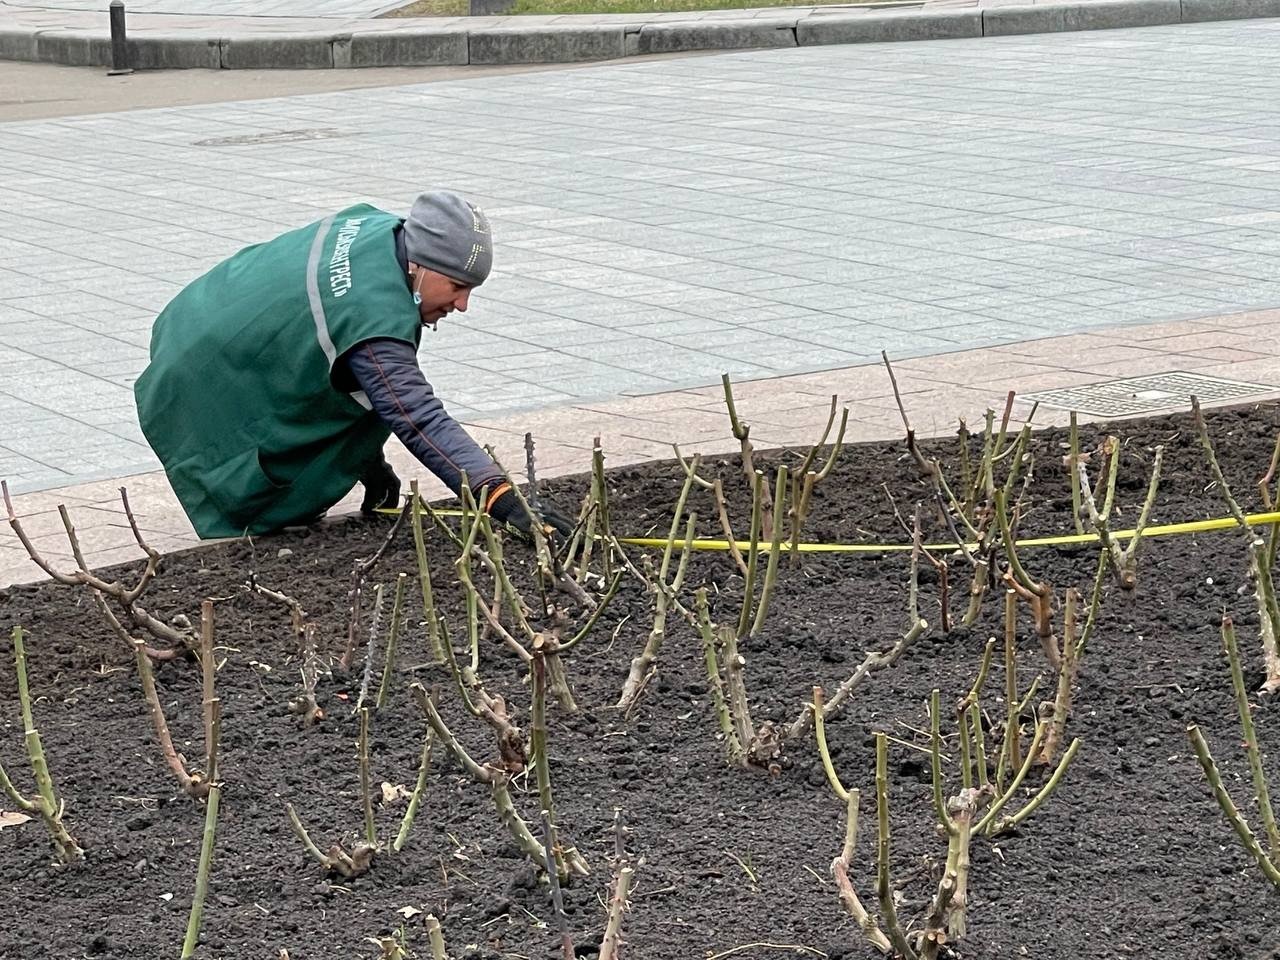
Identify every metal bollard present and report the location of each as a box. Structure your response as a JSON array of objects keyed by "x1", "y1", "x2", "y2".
[{"x1": 107, "y1": 0, "x2": 133, "y2": 76}]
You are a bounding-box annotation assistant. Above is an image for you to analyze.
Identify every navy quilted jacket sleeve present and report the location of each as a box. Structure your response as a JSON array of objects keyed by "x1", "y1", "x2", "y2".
[{"x1": 343, "y1": 337, "x2": 504, "y2": 497}]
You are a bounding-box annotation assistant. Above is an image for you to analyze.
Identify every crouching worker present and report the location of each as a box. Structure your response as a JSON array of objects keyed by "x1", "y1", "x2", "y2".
[{"x1": 134, "y1": 189, "x2": 573, "y2": 542}]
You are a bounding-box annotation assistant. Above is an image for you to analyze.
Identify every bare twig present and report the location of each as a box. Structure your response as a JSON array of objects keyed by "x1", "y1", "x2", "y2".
[{"x1": 180, "y1": 782, "x2": 221, "y2": 959}]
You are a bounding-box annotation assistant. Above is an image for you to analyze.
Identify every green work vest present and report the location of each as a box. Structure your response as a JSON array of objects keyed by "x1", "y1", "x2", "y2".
[{"x1": 134, "y1": 205, "x2": 421, "y2": 538}]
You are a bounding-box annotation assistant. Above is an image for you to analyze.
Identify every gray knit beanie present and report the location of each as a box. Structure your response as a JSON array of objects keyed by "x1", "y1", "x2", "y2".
[{"x1": 403, "y1": 190, "x2": 492, "y2": 287}]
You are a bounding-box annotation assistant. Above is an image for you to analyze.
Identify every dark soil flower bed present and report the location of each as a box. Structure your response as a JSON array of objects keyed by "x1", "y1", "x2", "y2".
[{"x1": 2, "y1": 402, "x2": 1279, "y2": 960}]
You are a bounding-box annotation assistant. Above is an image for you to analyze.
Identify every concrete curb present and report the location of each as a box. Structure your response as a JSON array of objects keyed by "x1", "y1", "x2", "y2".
[{"x1": 1, "y1": 0, "x2": 1277, "y2": 69}]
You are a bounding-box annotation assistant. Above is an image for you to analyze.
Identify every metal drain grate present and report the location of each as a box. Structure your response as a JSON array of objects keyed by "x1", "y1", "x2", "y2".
[{"x1": 1023, "y1": 371, "x2": 1278, "y2": 418}]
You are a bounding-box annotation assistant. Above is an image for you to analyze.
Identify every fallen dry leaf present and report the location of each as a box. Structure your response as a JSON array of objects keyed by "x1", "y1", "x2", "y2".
[
  {"x1": 380, "y1": 782, "x2": 411, "y2": 805},
  {"x1": 0, "y1": 810, "x2": 32, "y2": 830}
]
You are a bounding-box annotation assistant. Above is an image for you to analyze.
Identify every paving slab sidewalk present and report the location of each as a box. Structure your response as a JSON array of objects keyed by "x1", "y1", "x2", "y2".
[
  {"x1": 5, "y1": 21, "x2": 1280, "y2": 502},
  {"x1": 4, "y1": 0, "x2": 1280, "y2": 69},
  {"x1": 5, "y1": 308, "x2": 1279, "y2": 588}
]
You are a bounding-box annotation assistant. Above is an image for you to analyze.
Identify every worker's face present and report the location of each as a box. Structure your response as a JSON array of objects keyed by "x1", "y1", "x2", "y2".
[{"x1": 411, "y1": 266, "x2": 472, "y2": 329}]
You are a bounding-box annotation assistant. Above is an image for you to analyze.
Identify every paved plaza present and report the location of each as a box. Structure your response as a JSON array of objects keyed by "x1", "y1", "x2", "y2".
[{"x1": 3, "y1": 18, "x2": 1280, "y2": 584}]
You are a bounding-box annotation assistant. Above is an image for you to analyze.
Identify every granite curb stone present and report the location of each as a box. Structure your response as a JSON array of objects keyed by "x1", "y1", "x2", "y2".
[
  {"x1": 1, "y1": 0, "x2": 1279, "y2": 69},
  {"x1": 0, "y1": 27, "x2": 38, "y2": 59},
  {"x1": 348, "y1": 26, "x2": 468, "y2": 64},
  {"x1": 983, "y1": 0, "x2": 1181, "y2": 34},
  {"x1": 636, "y1": 19, "x2": 797, "y2": 53},
  {"x1": 797, "y1": 9, "x2": 982, "y2": 43},
  {"x1": 468, "y1": 24, "x2": 625, "y2": 63},
  {"x1": 1180, "y1": 0, "x2": 1280, "y2": 19},
  {"x1": 220, "y1": 33, "x2": 336, "y2": 68}
]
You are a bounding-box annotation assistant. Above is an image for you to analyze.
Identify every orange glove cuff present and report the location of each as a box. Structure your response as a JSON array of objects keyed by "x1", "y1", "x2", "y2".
[{"x1": 484, "y1": 481, "x2": 512, "y2": 513}]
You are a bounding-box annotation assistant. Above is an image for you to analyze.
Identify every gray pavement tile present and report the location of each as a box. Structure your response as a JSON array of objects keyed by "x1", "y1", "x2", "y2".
[{"x1": 6, "y1": 20, "x2": 1280, "y2": 491}]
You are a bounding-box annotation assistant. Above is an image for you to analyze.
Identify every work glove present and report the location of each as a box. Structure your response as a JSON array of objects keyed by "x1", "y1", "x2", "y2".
[
  {"x1": 485, "y1": 482, "x2": 576, "y2": 544},
  {"x1": 359, "y1": 456, "x2": 402, "y2": 515}
]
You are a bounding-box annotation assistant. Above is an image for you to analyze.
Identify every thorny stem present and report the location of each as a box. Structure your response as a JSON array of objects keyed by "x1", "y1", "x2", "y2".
[
  {"x1": 492, "y1": 440, "x2": 597, "y2": 611},
  {"x1": 968, "y1": 648, "x2": 995, "y2": 792},
  {"x1": 591, "y1": 438, "x2": 614, "y2": 579},
  {"x1": 617, "y1": 513, "x2": 698, "y2": 712},
  {"x1": 290, "y1": 623, "x2": 325, "y2": 725},
  {"x1": 875, "y1": 733, "x2": 918, "y2": 960},
  {"x1": 957, "y1": 417, "x2": 973, "y2": 498},
  {"x1": 540, "y1": 810, "x2": 575, "y2": 960},
  {"x1": 1221, "y1": 615, "x2": 1280, "y2": 859},
  {"x1": 1099, "y1": 434, "x2": 1121, "y2": 522},
  {"x1": 699, "y1": 589, "x2": 743, "y2": 764},
  {"x1": 355, "y1": 584, "x2": 386, "y2": 712},
  {"x1": 1077, "y1": 549, "x2": 1109, "y2": 658},
  {"x1": 1068, "y1": 413, "x2": 1084, "y2": 536},
  {"x1": 963, "y1": 557, "x2": 990, "y2": 628},
  {"x1": 245, "y1": 575, "x2": 307, "y2": 648},
  {"x1": 133, "y1": 634, "x2": 208, "y2": 799},
  {"x1": 393, "y1": 729, "x2": 434, "y2": 853},
  {"x1": 789, "y1": 620, "x2": 925, "y2": 743},
  {"x1": 995, "y1": 390, "x2": 1016, "y2": 457},
  {"x1": 965, "y1": 410, "x2": 996, "y2": 521},
  {"x1": 285, "y1": 803, "x2": 332, "y2": 866},
  {"x1": 200, "y1": 601, "x2": 217, "y2": 779},
  {"x1": 531, "y1": 641, "x2": 568, "y2": 880},
  {"x1": 463, "y1": 547, "x2": 533, "y2": 665},
  {"x1": 359, "y1": 707, "x2": 376, "y2": 848},
  {"x1": 1250, "y1": 539, "x2": 1280, "y2": 694},
  {"x1": 285, "y1": 804, "x2": 374, "y2": 878},
  {"x1": 1077, "y1": 443, "x2": 1164, "y2": 591},
  {"x1": 881, "y1": 353, "x2": 981, "y2": 547},
  {"x1": 12, "y1": 627, "x2": 56, "y2": 817},
  {"x1": 1000, "y1": 591, "x2": 1021, "y2": 789},
  {"x1": 558, "y1": 570, "x2": 625, "y2": 653},
  {"x1": 721, "y1": 624, "x2": 756, "y2": 758},
  {"x1": 411, "y1": 684, "x2": 550, "y2": 871},
  {"x1": 978, "y1": 720, "x2": 1048, "y2": 834},
  {"x1": 180, "y1": 783, "x2": 221, "y2": 959},
  {"x1": 994, "y1": 488, "x2": 1060, "y2": 670},
  {"x1": 939, "y1": 790, "x2": 982, "y2": 943},
  {"x1": 3, "y1": 627, "x2": 83, "y2": 862},
  {"x1": 469, "y1": 514, "x2": 537, "y2": 661},
  {"x1": 958, "y1": 703, "x2": 975, "y2": 791},
  {"x1": 608, "y1": 532, "x2": 700, "y2": 632},
  {"x1": 713, "y1": 477, "x2": 750, "y2": 577},
  {"x1": 599, "y1": 864, "x2": 635, "y2": 960},
  {"x1": 376, "y1": 574, "x2": 408, "y2": 711},
  {"x1": 1039, "y1": 589, "x2": 1081, "y2": 766},
  {"x1": 998, "y1": 423, "x2": 1035, "y2": 514},
  {"x1": 831, "y1": 789, "x2": 892, "y2": 954},
  {"x1": 789, "y1": 398, "x2": 849, "y2": 560},
  {"x1": 1188, "y1": 725, "x2": 1280, "y2": 888},
  {"x1": 437, "y1": 616, "x2": 496, "y2": 727},
  {"x1": 342, "y1": 497, "x2": 413, "y2": 671},
  {"x1": 722, "y1": 373, "x2": 774, "y2": 538},
  {"x1": 993, "y1": 737, "x2": 1080, "y2": 834},
  {"x1": 426, "y1": 915, "x2": 447, "y2": 960},
  {"x1": 751, "y1": 465, "x2": 789, "y2": 637},
  {"x1": 1260, "y1": 433, "x2": 1280, "y2": 571},
  {"x1": 812, "y1": 687, "x2": 849, "y2": 802},
  {"x1": 929, "y1": 690, "x2": 954, "y2": 835},
  {"x1": 410, "y1": 481, "x2": 445, "y2": 664},
  {"x1": 1125, "y1": 445, "x2": 1165, "y2": 575},
  {"x1": 737, "y1": 471, "x2": 765, "y2": 637},
  {"x1": 908, "y1": 508, "x2": 922, "y2": 628},
  {"x1": 1192, "y1": 395, "x2": 1251, "y2": 531}
]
